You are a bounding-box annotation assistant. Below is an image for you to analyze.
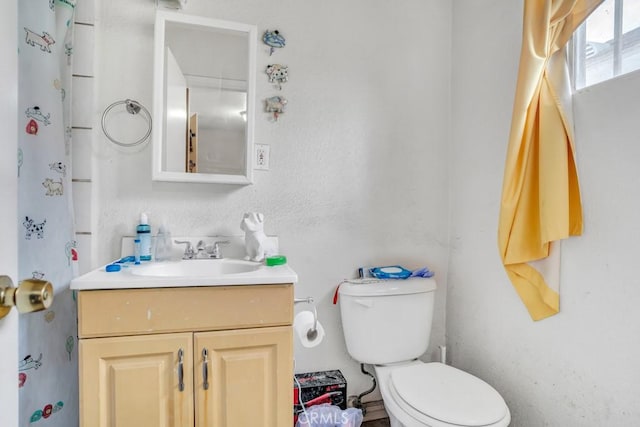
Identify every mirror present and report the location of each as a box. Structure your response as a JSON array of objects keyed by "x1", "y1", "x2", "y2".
[{"x1": 152, "y1": 11, "x2": 257, "y2": 184}]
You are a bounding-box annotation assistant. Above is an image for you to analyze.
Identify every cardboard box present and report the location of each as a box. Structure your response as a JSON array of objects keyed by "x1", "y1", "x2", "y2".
[{"x1": 293, "y1": 370, "x2": 347, "y2": 423}]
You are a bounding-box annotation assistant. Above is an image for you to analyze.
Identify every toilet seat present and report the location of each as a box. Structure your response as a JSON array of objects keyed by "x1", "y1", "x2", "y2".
[{"x1": 388, "y1": 363, "x2": 509, "y2": 427}]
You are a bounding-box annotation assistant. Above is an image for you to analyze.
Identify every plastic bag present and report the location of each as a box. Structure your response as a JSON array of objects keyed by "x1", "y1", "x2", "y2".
[
  {"x1": 295, "y1": 404, "x2": 363, "y2": 427},
  {"x1": 369, "y1": 266, "x2": 412, "y2": 279}
]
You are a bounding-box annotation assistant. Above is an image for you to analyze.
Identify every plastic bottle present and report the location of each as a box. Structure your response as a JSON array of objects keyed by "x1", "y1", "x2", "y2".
[
  {"x1": 133, "y1": 238, "x2": 141, "y2": 265},
  {"x1": 136, "y1": 213, "x2": 152, "y2": 261},
  {"x1": 154, "y1": 224, "x2": 172, "y2": 262}
]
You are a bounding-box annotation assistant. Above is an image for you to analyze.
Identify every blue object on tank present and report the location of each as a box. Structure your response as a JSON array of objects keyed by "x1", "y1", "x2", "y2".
[
  {"x1": 369, "y1": 266, "x2": 412, "y2": 279},
  {"x1": 410, "y1": 267, "x2": 435, "y2": 278}
]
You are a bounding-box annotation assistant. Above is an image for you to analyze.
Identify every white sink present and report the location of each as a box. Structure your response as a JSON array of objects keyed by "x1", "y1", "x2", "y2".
[
  {"x1": 131, "y1": 259, "x2": 260, "y2": 277},
  {"x1": 70, "y1": 256, "x2": 298, "y2": 290}
]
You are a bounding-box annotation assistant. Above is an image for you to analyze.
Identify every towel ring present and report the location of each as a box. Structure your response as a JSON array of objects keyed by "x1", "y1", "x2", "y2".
[{"x1": 101, "y1": 99, "x2": 152, "y2": 147}]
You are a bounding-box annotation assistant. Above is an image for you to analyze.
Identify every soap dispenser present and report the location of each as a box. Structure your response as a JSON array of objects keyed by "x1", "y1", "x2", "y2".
[
  {"x1": 154, "y1": 224, "x2": 172, "y2": 262},
  {"x1": 136, "y1": 213, "x2": 152, "y2": 261}
]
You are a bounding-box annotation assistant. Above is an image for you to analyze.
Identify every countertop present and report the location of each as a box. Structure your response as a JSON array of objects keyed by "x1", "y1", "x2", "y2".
[{"x1": 70, "y1": 260, "x2": 298, "y2": 290}]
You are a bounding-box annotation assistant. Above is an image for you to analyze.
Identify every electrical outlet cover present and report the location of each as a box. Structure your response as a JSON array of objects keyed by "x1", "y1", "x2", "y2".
[{"x1": 255, "y1": 144, "x2": 270, "y2": 170}]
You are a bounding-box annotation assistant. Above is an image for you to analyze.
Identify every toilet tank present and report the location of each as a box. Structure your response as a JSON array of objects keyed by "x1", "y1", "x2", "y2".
[{"x1": 339, "y1": 278, "x2": 436, "y2": 365}]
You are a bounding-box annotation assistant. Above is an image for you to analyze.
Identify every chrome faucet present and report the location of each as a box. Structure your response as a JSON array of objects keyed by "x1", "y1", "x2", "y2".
[{"x1": 175, "y1": 239, "x2": 229, "y2": 260}]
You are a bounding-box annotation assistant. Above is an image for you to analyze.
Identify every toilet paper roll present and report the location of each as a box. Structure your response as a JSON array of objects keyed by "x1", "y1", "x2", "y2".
[{"x1": 294, "y1": 310, "x2": 325, "y2": 348}]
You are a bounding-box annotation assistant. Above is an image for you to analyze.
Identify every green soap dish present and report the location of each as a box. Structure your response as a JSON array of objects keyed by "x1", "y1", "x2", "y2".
[{"x1": 265, "y1": 255, "x2": 287, "y2": 266}]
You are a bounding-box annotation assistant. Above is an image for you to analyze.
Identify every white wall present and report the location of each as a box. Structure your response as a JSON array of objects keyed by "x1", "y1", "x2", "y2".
[
  {"x1": 93, "y1": 0, "x2": 451, "y2": 399},
  {"x1": 451, "y1": 0, "x2": 640, "y2": 425}
]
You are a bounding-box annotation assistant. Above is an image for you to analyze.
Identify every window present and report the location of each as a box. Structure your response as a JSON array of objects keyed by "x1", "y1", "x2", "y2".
[{"x1": 572, "y1": 0, "x2": 640, "y2": 89}]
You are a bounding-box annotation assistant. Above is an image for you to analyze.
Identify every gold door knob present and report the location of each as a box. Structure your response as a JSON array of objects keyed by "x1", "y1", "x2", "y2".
[{"x1": 0, "y1": 275, "x2": 54, "y2": 319}]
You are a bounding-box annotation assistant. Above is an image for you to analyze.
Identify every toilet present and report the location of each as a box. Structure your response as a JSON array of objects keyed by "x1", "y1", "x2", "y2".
[{"x1": 338, "y1": 278, "x2": 511, "y2": 427}]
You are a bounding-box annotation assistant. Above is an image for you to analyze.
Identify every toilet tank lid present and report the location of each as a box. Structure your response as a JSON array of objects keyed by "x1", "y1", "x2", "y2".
[{"x1": 338, "y1": 277, "x2": 436, "y2": 297}]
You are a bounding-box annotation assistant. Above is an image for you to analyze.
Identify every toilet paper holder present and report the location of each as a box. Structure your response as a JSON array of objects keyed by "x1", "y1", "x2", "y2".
[{"x1": 294, "y1": 296, "x2": 318, "y2": 341}]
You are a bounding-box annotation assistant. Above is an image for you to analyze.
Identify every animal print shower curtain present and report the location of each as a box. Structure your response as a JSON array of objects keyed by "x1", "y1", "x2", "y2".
[{"x1": 18, "y1": 0, "x2": 78, "y2": 425}]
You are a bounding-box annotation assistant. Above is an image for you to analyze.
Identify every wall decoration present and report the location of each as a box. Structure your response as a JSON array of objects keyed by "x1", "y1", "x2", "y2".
[
  {"x1": 262, "y1": 29, "x2": 285, "y2": 55},
  {"x1": 265, "y1": 64, "x2": 288, "y2": 90},
  {"x1": 265, "y1": 96, "x2": 287, "y2": 121}
]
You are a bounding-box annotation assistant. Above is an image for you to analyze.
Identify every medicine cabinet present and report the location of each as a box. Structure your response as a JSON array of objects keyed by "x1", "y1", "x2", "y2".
[{"x1": 152, "y1": 11, "x2": 257, "y2": 184}]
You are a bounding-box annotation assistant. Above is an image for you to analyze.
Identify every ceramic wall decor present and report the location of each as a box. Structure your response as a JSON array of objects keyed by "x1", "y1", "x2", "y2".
[
  {"x1": 265, "y1": 64, "x2": 288, "y2": 90},
  {"x1": 265, "y1": 95, "x2": 287, "y2": 121},
  {"x1": 262, "y1": 29, "x2": 285, "y2": 55}
]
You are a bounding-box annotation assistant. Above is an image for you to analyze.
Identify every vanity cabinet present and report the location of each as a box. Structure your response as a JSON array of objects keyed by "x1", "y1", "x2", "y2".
[{"x1": 77, "y1": 284, "x2": 293, "y2": 427}]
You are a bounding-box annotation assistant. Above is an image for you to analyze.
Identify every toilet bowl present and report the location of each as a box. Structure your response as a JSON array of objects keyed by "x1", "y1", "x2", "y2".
[
  {"x1": 338, "y1": 278, "x2": 511, "y2": 427},
  {"x1": 375, "y1": 361, "x2": 510, "y2": 427}
]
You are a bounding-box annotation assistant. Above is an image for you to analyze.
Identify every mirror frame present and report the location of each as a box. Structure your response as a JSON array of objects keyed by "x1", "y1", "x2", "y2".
[{"x1": 152, "y1": 11, "x2": 257, "y2": 184}]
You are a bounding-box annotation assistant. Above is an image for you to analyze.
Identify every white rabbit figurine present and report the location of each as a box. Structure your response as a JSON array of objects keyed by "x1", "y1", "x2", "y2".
[{"x1": 240, "y1": 212, "x2": 276, "y2": 262}]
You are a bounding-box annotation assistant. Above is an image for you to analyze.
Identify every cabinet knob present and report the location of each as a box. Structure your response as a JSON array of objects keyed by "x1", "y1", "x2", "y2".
[{"x1": 0, "y1": 276, "x2": 54, "y2": 319}]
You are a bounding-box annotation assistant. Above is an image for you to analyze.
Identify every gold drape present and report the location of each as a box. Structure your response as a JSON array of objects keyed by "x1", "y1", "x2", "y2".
[{"x1": 498, "y1": 0, "x2": 603, "y2": 321}]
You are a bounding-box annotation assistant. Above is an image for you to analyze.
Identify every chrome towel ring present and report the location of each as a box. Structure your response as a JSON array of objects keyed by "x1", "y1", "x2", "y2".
[{"x1": 101, "y1": 99, "x2": 152, "y2": 147}]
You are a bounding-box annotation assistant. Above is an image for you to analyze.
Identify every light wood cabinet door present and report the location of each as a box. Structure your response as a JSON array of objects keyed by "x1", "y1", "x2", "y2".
[
  {"x1": 79, "y1": 333, "x2": 194, "y2": 427},
  {"x1": 194, "y1": 326, "x2": 293, "y2": 427}
]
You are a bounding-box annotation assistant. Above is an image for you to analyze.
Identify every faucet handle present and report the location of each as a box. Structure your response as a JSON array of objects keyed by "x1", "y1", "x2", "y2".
[
  {"x1": 206, "y1": 240, "x2": 229, "y2": 259},
  {"x1": 174, "y1": 240, "x2": 195, "y2": 259}
]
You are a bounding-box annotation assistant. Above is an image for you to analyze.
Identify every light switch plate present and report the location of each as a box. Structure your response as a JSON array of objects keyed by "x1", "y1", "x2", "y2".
[{"x1": 254, "y1": 144, "x2": 270, "y2": 170}]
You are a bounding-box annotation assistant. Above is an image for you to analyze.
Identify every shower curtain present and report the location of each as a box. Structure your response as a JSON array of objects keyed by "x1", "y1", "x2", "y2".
[{"x1": 18, "y1": 0, "x2": 78, "y2": 425}]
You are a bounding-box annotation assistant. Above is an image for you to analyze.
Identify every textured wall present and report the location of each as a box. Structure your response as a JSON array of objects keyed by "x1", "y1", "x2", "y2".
[
  {"x1": 93, "y1": 0, "x2": 452, "y2": 399},
  {"x1": 450, "y1": 0, "x2": 640, "y2": 425}
]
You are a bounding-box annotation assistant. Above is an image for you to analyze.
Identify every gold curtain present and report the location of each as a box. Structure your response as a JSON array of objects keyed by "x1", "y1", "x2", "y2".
[{"x1": 498, "y1": 0, "x2": 603, "y2": 321}]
